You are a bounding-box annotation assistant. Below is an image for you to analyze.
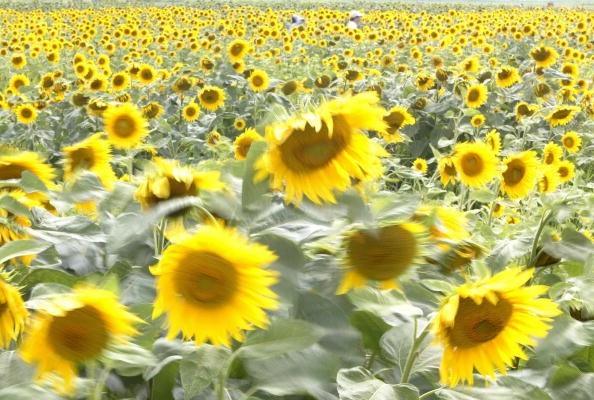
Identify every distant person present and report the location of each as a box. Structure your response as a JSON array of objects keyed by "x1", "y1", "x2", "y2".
[
  {"x1": 347, "y1": 10, "x2": 364, "y2": 29},
  {"x1": 289, "y1": 14, "x2": 305, "y2": 31}
]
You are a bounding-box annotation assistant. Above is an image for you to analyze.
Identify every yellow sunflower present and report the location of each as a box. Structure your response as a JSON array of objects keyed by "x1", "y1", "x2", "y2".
[
  {"x1": 227, "y1": 39, "x2": 250, "y2": 61},
  {"x1": 413, "y1": 158, "x2": 428, "y2": 174},
  {"x1": 556, "y1": 160, "x2": 575, "y2": 183},
  {"x1": 19, "y1": 286, "x2": 140, "y2": 395},
  {"x1": 103, "y1": 103, "x2": 148, "y2": 149},
  {"x1": 248, "y1": 69, "x2": 270, "y2": 92},
  {"x1": 8, "y1": 74, "x2": 30, "y2": 92},
  {"x1": 11, "y1": 53, "x2": 26, "y2": 69},
  {"x1": 542, "y1": 142, "x2": 563, "y2": 166},
  {"x1": 337, "y1": 222, "x2": 425, "y2": 294},
  {"x1": 0, "y1": 276, "x2": 28, "y2": 348},
  {"x1": 500, "y1": 151, "x2": 539, "y2": 199},
  {"x1": 530, "y1": 45, "x2": 559, "y2": 68},
  {"x1": 465, "y1": 84, "x2": 488, "y2": 109},
  {"x1": 141, "y1": 102, "x2": 165, "y2": 120},
  {"x1": 438, "y1": 156, "x2": 457, "y2": 187},
  {"x1": 561, "y1": 131, "x2": 581, "y2": 153},
  {"x1": 254, "y1": 91, "x2": 388, "y2": 204},
  {"x1": 234, "y1": 128, "x2": 263, "y2": 160},
  {"x1": 234, "y1": 118, "x2": 246, "y2": 131},
  {"x1": 197, "y1": 86, "x2": 226, "y2": 111},
  {"x1": 151, "y1": 225, "x2": 279, "y2": 346},
  {"x1": 14, "y1": 104, "x2": 38, "y2": 124},
  {"x1": 136, "y1": 63, "x2": 157, "y2": 85},
  {"x1": 452, "y1": 142, "x2": 499, "y2": 188},
  {"x1": 538, "y1": 167, "x2": 560, "y2": 194},
  {"x1": 111, "y1": 72, "x2": 130, "y2": 91},
  {"x1": 416, "y1": 73, "x2": 435, "y2": 91},
  {"x1": 0, "y1": 150, "x2": 55, "y2": 186},
  {"x1": 382, "y1": 106, "x2": 415, "y2": 143},
  {"x1": 470, "y1": 114, "x2": 485, "y2": 128},
  {"x1": 433, "y1": 267, "x2": 561, "y2": 386},
  {"x1": 182, "y1": 103, "x2": 201, "y2": 122},
  {"x1": 515, "y1": 102, "x2": 538, "y2": 121},
  {"x1": 545, "y1": 105, "x2": 580, "y2": 127},
  {"x1": 134, "y1": 158, "x2": 224, "y2": 210},
  {"x1": 62, "y1": 133, "x2": 116, "y2": 190},
  {"x1": 485, "y1": 130, "x2": 501, "y2": 155},
  {"x1": 495, "y1": 66, "x2": 521, "y2": 88}
]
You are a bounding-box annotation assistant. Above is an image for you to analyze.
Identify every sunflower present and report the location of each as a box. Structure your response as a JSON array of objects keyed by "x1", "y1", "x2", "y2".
[
  {"x1": 500, "y1": 151, "x2": 539, "y2": 199},
  {"x1": 545, "y1": 105, "x2": 580, "y2": 127},
  {"x1": 254, "y1": 91, "x2": 387, "y2": 204},
  {"x1": 465, "y1": 84, "x2": 488, "y2": 109},
  {"x1": 19, "y1": 286, "x2": 140, "y2": 394},
  {"x1": 542, "y1": 142, "x2": 562, "y2": 166},
  {"x1": 134, "y1": 158, "x2": 223, "y2": 210},
  {"x1": 515, "y1": 102, "x2": 538, "y2": 121},
  {"x1": 561, "y1": 131, "x2": 581, "y2": 153},
  {"x1": 11, "y1": 53, "x2": 26, "y2": 69},
  {"x1": 337, "y1": 222, "x2": 425, "y2": 294},
  {"x1": 136, "y1": 63, "x2": 157, "y2": 85},
  {"x1": 233, "y1": 118, "x2": 246, "y2": 131},
  {"x1": 197, "y1": 86, "x2": 225, "y2": 111},
  {"x1": 248, "y1": 69, "x2": 270, "y2": 92},
  {"x1": 0, "y1": 150, "x2": 55, "y2": 186},
  {"x1": 8, "y1": 74, "x2": 30, "y2": 92},
  {"x1": 14, "y1": 104, "x2": 38, "y2": 124},
  {"x1": 172, "y1": 76, "x2": 193, "y2": 94},
  {"x1": 453, "y1": 142, "x2": 499, "y2": 188},
  {"x1": 111, "y1": 72, "x2": 130, "y2": 91},
  {"x1": 530, "y1": 45, "x2": 559, "y2": 68},
  {"x1": 141, "y1": 102, "x2": 165, "y2": 120},
  {"x1": 182, "y1": 103, "x2": 201, "y2": 122},
  {"x1": 227, "y1": 39, "x2": 250, "y2": 61},
  {"x1": 62, "y1": 133, "x2": 116, "y2": 190},
  {"x1": 495, "y1": 66, "x2": 521, "y2": 88},
  {"x1": 556, "y1": 160, "x2": 575, "y2": 183},
  {"x1": 470, "y1": 114, "x2": 485, "y2": 128},
  {"x1": 0, "y1": 276, "x2": 28, "y2": 348},
  {"x1": 103, "y1": 103, "x2": 148, "y2": 149},
  {"x1": 151, "y1": 225, "x2": 279, "y2": 346},
  {"x1": 433, "y1": 267, "x2": 560, "y2": 387},
  {"x1": 485, "y1": 129, "x2": 501, "y2": 155},
  {"x1": 538, "y1": 167, "x2": 560, "y2": 194},
  {"x1": 381, "y1": 106, "x2": 415, "y2": 143},
  {"x1": 438, "y1": 156, "x2": 457, "y2": 187},
  {"x1": 416, "y1": 73, "x2": 435, "y2": 91},
  {"x1": 234, "y1": 128, "x2": 263, "y2": 160},
  {"x1": 413, "y1": 158, "x2": 428, "y2": 174}
]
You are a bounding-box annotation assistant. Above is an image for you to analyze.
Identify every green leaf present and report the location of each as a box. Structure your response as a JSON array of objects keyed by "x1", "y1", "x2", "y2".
[
  {"x1": 469, "y1": 189, "x2": 497, "y2": 203},
  {"x1": 548, "y1": 370, "x2": 594, "y2": 400},
  {"x1": 337, "y1": 367, "x2": 396, "y2": 400},
  {"x1": 99, "y1": 182, "x2": 139, "y2": 216},
  {"x1": 350, "y1": 310, "x2": 392, "y2": 352},
  {"x1": 149, "y1": 360, "x2": 179, "y2": 400},
  {"x1": 543, "y1": 229, "x2": 594, "y2": 263},
  {"x1": 0, "y1": 240, "x2": 51, "y2": 265},
  {"x1": 239, "y1": 319, "x2": 324, "y2": 360},
  {"x1": 393, "y1": 384, "x2": 420, "y2": 400},
  {"x1": 19, "y1": 268, "x2": 78, "y2": 288},
  {"x1": 241, "y1": 140, "x2": 271, "y2": 213},
  {"x1": 348, "y1": 287, "x2": 423, "y2": 325},
  {"x1": 103, "y1": 342, "x2": 158, "y2": 377},
  {"x1": 0, "y1": 195, "x2": 32, "y2": 218},
  {"x1": 20, "y1": 170, "x2": 48, "y2": 194},
  {"x1": 0, "y1": 351, "x2": 35, "y2": 389},
  {"x1": 180, "y1": 345, "x2": 231, "y2": 400}
]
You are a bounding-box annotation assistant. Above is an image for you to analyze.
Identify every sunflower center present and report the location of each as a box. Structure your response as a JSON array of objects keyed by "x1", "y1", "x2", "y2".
[
  {"x1": 563, "y1": 137, "x2": 574, "y2": 148},
  {"x1": 532, "y1": 48, "x2": 551, "y2": 62},
  {"x1": 467, "y1": 89, "x2": 480, "y2": 102},
  {"x1": 140, "y1": 69, "x2": 153, "y2": 81},
  {"x1": 251, "y1": 76, "x2": 264, "y2": 87},
  {"x1": 113, "y1": 75, "x2": 125, "y2": 86},
  {"x1": 544, "y1": 151, "x2": 555, "y2": 165},
  {"x1": 0, "y1": 164, "x2": 27, "y2": 180},
  {"x1": 279, "y1": 115, "x2": 351, "y2": 172},
  {"x1": 540, "y1": 176, "x2": 550, "y2": 192},
  {"x1": 449, "y1": 296, "x2": 513, "y2": 348},
  {"x1": 174, "y1": 252, "x2": 238, "y2": 307},
  {"x1": 201, "y1": 90, "x2": 219, "y2": 104},
  {"x1": 169, "y1": 177, "x2": 195, "y2": 197},
  {"x1": 460, "y1": 152, "x2": 483, "y2": 176},
  {"x1": 558, "y1": 166, "x2": 569, "y2": 178},
  {"x1": 503, "y1": 159, "x2": 525, "y2": 185},
  {"x1": 185, "y1": 107, "x2": 197, "y2": 117},
  {"x1": 0, "y1": 301, "x2": 7, "y2": 316},
  {"x1": 20, "y1": 108, "x2": 33, "y2": 119},
  {"x1": 384, "y1": 111, "x2": 405, "y2": 131},
  {"x1": 113, "y1": 116, "x2": 136, "y2": 138},
  {"x1": 551, "y1": 109, "x2": 571, "y2": 120},
  {"x1": 498, "y1": 69, "x2": 511, "y2": 80},
  {"x1": 347, "y1": 225, "x2": 417, "y2": 281},
  {"x1": 230, "y1": 43, "x2": 244, "y2": 57},
  {"x1": 47, "y1": 305, "x2": 109, "y2": 362}
]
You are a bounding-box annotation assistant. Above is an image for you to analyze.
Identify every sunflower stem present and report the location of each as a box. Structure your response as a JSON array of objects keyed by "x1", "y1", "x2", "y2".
[
  {"x1": 528, "y1": 209, "x2": 553, "y2": 268},
  {"x1": 92, "y1": 366, "x2": 111, "y2": 400},
  {"x1": 400, "y1": 318, "x2": 430, "y2": 384},
  {"x1": 418, "y1": 387, "x2": 444, "y2": 400}
]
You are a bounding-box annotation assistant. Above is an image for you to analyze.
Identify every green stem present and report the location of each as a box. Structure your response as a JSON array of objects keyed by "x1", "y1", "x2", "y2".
[
  {"x1": 419, "y1": 387, "x2": 444, "y2": 400},
  {"x1": 364, "y1": 350, "x2": 378, "y2": 370},
  {"x1": 153, "y1": 218, "x2": 167, "y2": 257},
  {"x1": 92, "y1": 367, "x2": 111, "y2": 400},
  {"x1": 217, "y1": 352, "x2": 238, "y2": 400},
  {"x1": 528, "y1": 209, "x2": 553, "y2": 268},
  {"x1": 400, "y1": 319, "x2": 430, "y2": 384}
]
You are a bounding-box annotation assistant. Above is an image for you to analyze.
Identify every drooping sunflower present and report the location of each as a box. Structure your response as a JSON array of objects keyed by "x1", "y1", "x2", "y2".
[
  {"x1": 182, "y1": 103, "x2": 201, "y2": 122},
  {"x1": 197, "y1": 86, "x2": 226, "y2": 111},
  {"x1": 19, "y1": 286, "x2": 141, "y2": 394},
  {"x1": 556, "y1": 160, "x2": 575, "y2": 183},
  {"x1": 542, "y1": 142, "x2": 563, "y2": 166},
  {"x1": 438, "y1": 156, "x2": 457, "y2": 187},
  {"x1": 254, "y1": 91, "x2": 388, "y2": 204},
  {"x1": 14, "y1": 104, "x2": 38, "y2": 124},
  {"x1": 416, "y1": 73, "x2": 435, "y2": 91},
  {"x1": 234, "y1": 128, "x2": 263, "y2": 160},
  {"x1": 515, "y1": 102, "x2": 538, "y2": 121},
  {"x1": 561, "y1": 131, "x2": 581, "y2": 153},
  {"x1": 151, "y1": 225, "x2": 279, "y2": 346},
  {"x1": 500, "y1": 151, "x2": 539, "y2": 199},
  {"x1": 103, "y1": 103, "x2": 148, "y2": 149},
  {"x1": 452, "y1": 142, "x2": 499, "y2": 188},
  {"x1": 141, "y1": 102, "x2": 165, "y2": 120},
  {"x1": 382, "y1": 106, "x2": 415, "y2": 143},
  {"x1": 465, "y1": 84, "x2": 488, "y2": 108},
  {"x1": 337, "y1": 222, "x2": 425, "y2": 294},
  {"x1": 0, "y1": 276, "x2": 28, "y2": 348},
  {"x1": 248, "y1": 69, "x2": 270, "y2": 92},
  {"x1": 538, "y1": 167, "x2": 560, "y2": 194},
  {"x1": 485, "y1": 129, "x2": 501, "y2": 155},
  {"x1": 0, "y1": 150, "x2": 55, "y2": 186},
  {"x1": 433, "y1": 267, "x2": 561, "y2": 387},
  {"x1": 495, "y1": 66, "x2": 521, "y2": 88},
  {"x1": 134, "y1": 158, "x2": 224, "y2": 210},
  {"x1": 413, "y1": 158, "x2": 428, "y2": 174},
  {"x1": 545, "y1": 105, "x2": 580, "y2": 127},
  {"x1": 530, "y1": 45, "x2": 559, "y2": 68},
  {"x1": 62, "y1": 133, "x2": 116, "y2": 190}
]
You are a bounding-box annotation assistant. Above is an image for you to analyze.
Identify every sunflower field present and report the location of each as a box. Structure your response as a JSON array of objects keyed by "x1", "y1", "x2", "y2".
[{"x1": 0, "y1": 0, "x2": 594, "y2": 399}]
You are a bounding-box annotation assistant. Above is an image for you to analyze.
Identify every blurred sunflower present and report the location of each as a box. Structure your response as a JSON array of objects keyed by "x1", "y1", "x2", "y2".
[
  {"x1": 62, "y1": 133, "x2": 116, "y2": 190},
  {"x1": 254, "y1": 92, "x2": 387, "y2": 204},
  {"x1": 495, "y1": 66, "x2": 521, "y2": 88},
  {"x1": 515, "y1": 102, "x2": 538, "y2": 121},
  {"x1": 561, "y1": 131, "x2": 581, "y2": 153},
  {"x1": 233, "y1": 118, "x2": 246, "y2": 131},
  {"x1": 538, "y1": 167, "x2": 560, "y2": 194},
  {"x1": 182, "y1": 103, "x2": 201, "y2": 122},
  {"x1": 20, "y1": 286, "x2": 140, "y2": 394},
  {"x1": 382, "y1": 106, "x2": 415, "y2": 143},
  {"x1": 0, "y1": 275, "x2": 28, "y2": 348},
  {"x1": 465, "y1": 84, "x2": 488, "y2": 108},
  {"x1": 416, "y1": 73, "x2": 435, "y2": 91},
  {"x1": 198, "y1": 86, "x2": 225, "y2": 111},
  {"x1": 470, "y1": 114, "x2": 485, "y2": 128},
  {"x1": 111, "y1": 72, "x2": 130, "y2": 91},
  {"x1": 485, "y1": 130, "x2": 501, "y2": 155},
  {"x1": 103, "y1": 103, "x2": 148, "y2": 149},
  {"x1": 413, "y1": 158, "x2": 428, "y2": 174},
  {"x1": 530, "y1": 45, "x2": 559, "y2": 68},
  {"x1": 0, "y1": 150, "x2": 55, "y2": 186},
  {"x1": 337, "y1": 222, "x2": 425, "y2": 294},
  {"x1": 14, "y1": 104, "x2": 38, "y2": 124},
  {"x1": 234, "y1": 128, "x2": 263, "y2": 160},
  {"x1": 453, "y1": 142, "x2": 499, "y2": 188},
  {"x1": 136, "y1": 63, "x2": 157, "y2": 85},
  {"x1": 542, "y1": 142, "x2": 562, "y2": 166},
  {"x1": 8, "y1": 74, "x2": 30, "y2": 92},
  {"x1": 248, "y1": 69, "x2": 270, "y2": 92},
  {"x1": 151, "y1": 225, "x2": 279, "y2": 346},
  {"x1": 556, "y1": 160, "x2": 575, "y2": 183},
  {"x1": 227, "y1": 39, "x2": 250, "y2": 61},
  {"x1": 438, "y1": 156, "x2": 457, "y2": 187},
  {"x1": 545, "y1": 105, "x2": 580, "y2": 127},
  {"x1": 500, "y1": 151, "x2": 539, "y2": 199},
  {"x1": 141, "y1": 102, "x2": 164, "y2": 120},
  {"x1": 433, "y1": 267, "x2": 560, "y2": 386},
  {"x1": 11, "y1": 53, "x2": 26, "y2": 69}
]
